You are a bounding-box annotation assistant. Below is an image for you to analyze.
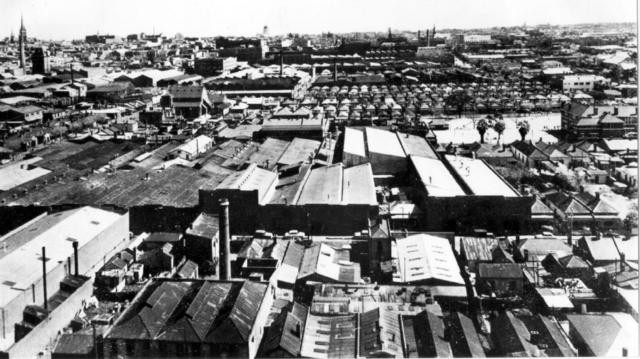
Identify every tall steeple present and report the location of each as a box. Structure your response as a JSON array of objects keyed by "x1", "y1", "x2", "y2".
[{"x1": 18, "y1": 14, "x2": 27, "y2": 70}]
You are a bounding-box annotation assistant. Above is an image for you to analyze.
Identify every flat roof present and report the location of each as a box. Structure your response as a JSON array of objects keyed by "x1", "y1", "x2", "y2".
[
  {"x1": 397, "y1": 132, "x2": 438, "y2": 159},
  {"x1": 0, "y1": 157, "x2": 51, "y2": 191},
  {"x1": 445, "y1": 155, "x2": 519, "y2": 197},
  {"x1": 296, "y1": 164, "x2": 343, "y2": 205},
  {"x1": 277, "y1": 138, "x2": 321, "y2": 166},
  {"x1": 343, "y1": 127, "x2": 366, "y2": 157},
  {"x1": 0, "y1": 207, "x2": 123, "y2": 308},
  {"x1": 247, "y1": 137, "x2": 290, "y2": 169},
  {"x1": 216, "y1": 164, "x2": 277, "y2": 204},
  {"x1": 342, "y1": 163, "x2": 378, "y2": 205},
  {"x1": 365, "y1": 127, "x2": 406, "y2": 158},
  {"x1": 410, "y1": 155, "x2": 465, "y2": 197}
]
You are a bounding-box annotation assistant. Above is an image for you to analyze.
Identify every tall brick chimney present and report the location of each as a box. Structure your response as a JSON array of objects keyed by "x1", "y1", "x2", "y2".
[
  {"x1": 41, "y1": 246, "x2": 48, "y2": 312},
  {"x1": 72, "y1": 240, "x2": 79, "y2": 276},
  {"x1": 218, "y1": 198, "x2": 231, "y2": 280}
]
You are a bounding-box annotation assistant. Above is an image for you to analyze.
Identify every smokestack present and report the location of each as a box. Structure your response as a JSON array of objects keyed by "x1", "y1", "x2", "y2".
[
  {"x1": 41, "y1": 246, "x2": 48, "y2": 312},
  {"x1": 219, "y1": 198, "x2": 231, "y2": 280},
  {"x1": 72, "y1": 241, "x2": 79, "y2": 276},
  {"x1": 417, "y1": 30, "x2": 421, "y2": 41},
  {"x1": 279, "y1": 50, "x2": 284, "y2": 77},
  {"x1": 333, "y1": 58, "x2": 338, "y2": 82},
  {"x1": 70, "y1": 64, "x2": 74, "y2": 84},
  {"x1": 426, "y1": 29, "x2": 430, "y2": 47}
]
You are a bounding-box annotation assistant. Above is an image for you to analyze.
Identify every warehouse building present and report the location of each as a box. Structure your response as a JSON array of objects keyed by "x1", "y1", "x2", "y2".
[
  {"x1": 103, "y1": 279, "x2": 274, "y2": 359},
  {"x1": 0, "y1": 206, "x2": 130, "y2": 356},
  {"x1": 200, "y1": 162, "x2": 378, "y2": 235}
]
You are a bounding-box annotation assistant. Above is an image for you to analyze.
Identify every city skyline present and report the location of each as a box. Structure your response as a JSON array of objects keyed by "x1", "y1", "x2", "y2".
[{"x1": 2, "y1": 0, "x2": 638, "y2": 40}]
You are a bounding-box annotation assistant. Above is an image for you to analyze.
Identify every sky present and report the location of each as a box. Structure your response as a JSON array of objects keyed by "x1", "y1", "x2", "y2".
[{"x1": 1, "y1": 0, "x2": 637, "y2": 40}]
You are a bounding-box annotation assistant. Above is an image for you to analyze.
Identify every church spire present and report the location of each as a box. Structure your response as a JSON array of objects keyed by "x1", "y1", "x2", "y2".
[{"x1": 18, "y1": 14, "x2": 27, "y2": 70}]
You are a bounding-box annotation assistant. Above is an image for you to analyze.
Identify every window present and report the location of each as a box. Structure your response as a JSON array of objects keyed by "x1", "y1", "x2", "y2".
[{"x1": 125, "y1": 340, "x2": 135, "y2": 355}]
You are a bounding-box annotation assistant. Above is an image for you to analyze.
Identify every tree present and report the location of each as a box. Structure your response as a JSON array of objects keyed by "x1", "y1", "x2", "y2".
[
  {"x1": 494, "y1": 118, "x2": 506, "y2": 143},
  {"x1": 445, "y1": 90, "x2": 472, "y2": 118},
  {"x1": 476, "y1": 118, "x2": 489, "y2": 144},
  {"x1": 517, "y1": 120, "x2": 530, "y2": 142},
  {"x1": 623, "y1": 207, "x2": 638, "y2": 236}
]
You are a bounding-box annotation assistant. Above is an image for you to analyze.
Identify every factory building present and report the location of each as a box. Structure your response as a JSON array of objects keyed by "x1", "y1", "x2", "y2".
[
  {"x1": 342, "y1": 126, "x2": 533, "y2": 233},
  {"x1": 103, "y1": 279, "x2": 275, "y2": 359},
  {"x1": 0, "y1": 206, "x2": 130, "y2": 357},
  {"x1": 200, "y1": 162, "x2": 378, "y2": 235},
  {"x1": 408, "y1": 153, "x2": 533, "y2": 233}
]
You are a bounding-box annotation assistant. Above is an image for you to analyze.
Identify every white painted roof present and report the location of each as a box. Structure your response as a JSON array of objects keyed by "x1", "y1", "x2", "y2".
[
  {"x1": 172, "y1": 135, "x2": 213, "y2": 156},
  {"x1": 410, "y1": 156, "x2": 465, "y2": 196},
  {"x1": 365, "y1": 127, "x2": 405, "y2": 158},
  {"x1": 343, "y1": 127, "x2": 366, "y2": 157},
  {"x1": 0, "y1": 207, "x2": 123, "y2": 308},
  {"x1": 0, "y1": 157, "x2": 51, "y2": 191},
  {"x1": 445, "y1": 155, "x2": 519, "y2": 197},
  {"x1": 394, "y1": 234, "x2": 464, "y2": 285}
]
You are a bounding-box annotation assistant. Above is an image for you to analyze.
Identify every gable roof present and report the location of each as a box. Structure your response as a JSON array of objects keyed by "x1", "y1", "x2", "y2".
[
  {"x1": 107, "y1": 279, "x2": 268, "y2": 345},
  {"x1": 574, "y1": 192, "x2": 619, "y2": 215},
  {"x1": 261, "y1": 303, "x2": 308, "y2": 356},
  {"x1": 545, "y1": 192, "x2": 591, "y2": 215},
  {"x1": 580, "y1": 236, "x2": 621, "y2": 262},
  {"x1": 531, "y1": 197, "x2": 554, "y2": 215},
  {"x1": 558, "y1": 254, "x2": 589, "y2": 269},
  {"x1": 511, "y1": 140, "x2": 546, "y2": 158},
  {"x1": 518, "y1": 237, "x2": 572, "y2": 260},
  {"x1": 460, "y1": 237, "x2": 499, "y2": 262},
  {"x1": 395, "y1": 234, "x2": 464, "y2": 285},
  {"x1": 566, "y1": 314, "x2": 622, "y2": 356}
]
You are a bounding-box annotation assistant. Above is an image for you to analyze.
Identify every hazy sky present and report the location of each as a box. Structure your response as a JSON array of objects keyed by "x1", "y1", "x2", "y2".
[{"x1": 1, "y1": 0, "x2": 637, "y2": 40}]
